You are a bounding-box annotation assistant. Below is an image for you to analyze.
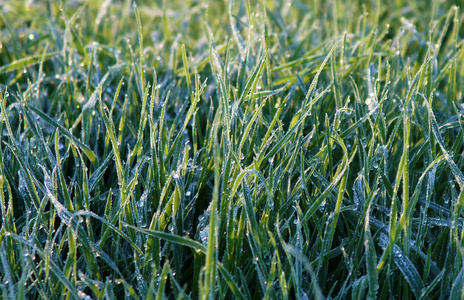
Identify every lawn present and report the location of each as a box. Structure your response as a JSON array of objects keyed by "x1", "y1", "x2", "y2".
[{"x1": 1, "y1": 0, "x2": 464, "y2": 298}]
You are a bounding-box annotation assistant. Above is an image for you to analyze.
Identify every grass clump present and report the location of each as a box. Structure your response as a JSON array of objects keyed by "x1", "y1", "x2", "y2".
[{"x1": 1, "y1": 0, "x2": 464, "y2": 298}]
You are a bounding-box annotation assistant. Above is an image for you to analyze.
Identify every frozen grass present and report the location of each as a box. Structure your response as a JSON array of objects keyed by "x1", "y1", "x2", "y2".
[{"x1": 1, "y1": 0, "x2": 464, "y2": 298}]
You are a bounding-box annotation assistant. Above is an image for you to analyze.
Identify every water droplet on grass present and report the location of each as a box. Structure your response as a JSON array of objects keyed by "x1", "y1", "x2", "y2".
[{"x1": 373, "y1": 158, "x2": 379, "y2": 169}]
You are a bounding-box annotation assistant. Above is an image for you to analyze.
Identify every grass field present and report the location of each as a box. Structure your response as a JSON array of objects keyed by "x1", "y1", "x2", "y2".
[{"x1": 1, "y1": 0, "x2": 464, "y2": 298}]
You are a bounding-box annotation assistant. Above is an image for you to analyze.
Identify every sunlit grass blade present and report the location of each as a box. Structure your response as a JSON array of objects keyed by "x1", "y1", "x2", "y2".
[{"x1": 0, "y1": 52, "x2": 59, "y2": 74}]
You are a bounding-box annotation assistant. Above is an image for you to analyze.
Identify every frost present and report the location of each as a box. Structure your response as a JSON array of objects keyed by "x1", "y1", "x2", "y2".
[
  {"x1": 18, "y1": 171, "x2": 28, "y2": 198},
  {"x1": 353, "y1": 174, "x2": 365, "y2": 210},
  {"x1": 365, "y1": 64, "x2": 378, "y2": 116},
  {"x1": 136, "y1": 189, "x2": 149, "y2": 227},
  {"x1": 197, "y1": 202, "x2": 213, "y2": 245}
]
